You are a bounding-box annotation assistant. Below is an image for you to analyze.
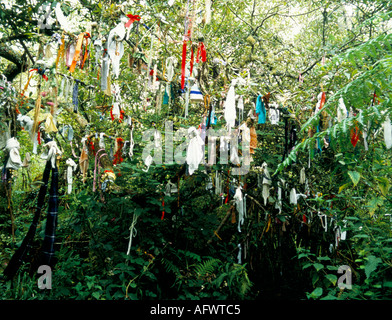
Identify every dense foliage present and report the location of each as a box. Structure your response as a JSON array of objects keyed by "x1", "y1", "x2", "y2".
[{"x1": 1, "y1": 0, "x2": 392, "y2": 300}]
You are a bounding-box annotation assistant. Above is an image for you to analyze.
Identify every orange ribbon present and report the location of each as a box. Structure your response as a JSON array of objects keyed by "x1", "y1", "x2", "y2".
[
  {"x1": 69, "y1": 32, "x2": 90, "y2": 73},
  {"x1": 318, "y1": 92, "x2": 326, "y2": 110},
  {"x1": 56, "y1": 33, "x2": 65, "y2": 69}
]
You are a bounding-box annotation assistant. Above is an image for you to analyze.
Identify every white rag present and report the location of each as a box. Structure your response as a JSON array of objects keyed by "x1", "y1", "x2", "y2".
[
  {"x1": 337, "y1": 97, "x2": 348, "y2": 123},
  {"x1": 224, "y1": 85, "x2": 236, "y2": 129},
  {"x1": 383, "y1": 116, "x2": 392, "y2": 149},
  {"x1": 186, "y1": 127, "x2": 205, "y2": 175},
  {"x1": 5, "y1": 137, "x2": 22, "y2": 170},
  {"x1": 234, "y1": 186, "x2": 244, "y2": 233},
  {"x1": 261, "y1": 162, "x2": 271, "y2": 205},
  {"x1": 290, "y1": 188, "x2": 297, "y2": 205},
  {"x1": 17, "y1": 114, "x2": 34, "y2": 134},
  {"x1": 300, "y1": 167, "x2": 306, "y2": 184},
  {"x1": 66, "y1": 158, "x2": 77, "y2": 194},
  {"x1": 107, "y1": 22, "x2": 125, "y2": 78},
  {"x1": 41, "y1": 140, "x2": 62, "y2": 168}
]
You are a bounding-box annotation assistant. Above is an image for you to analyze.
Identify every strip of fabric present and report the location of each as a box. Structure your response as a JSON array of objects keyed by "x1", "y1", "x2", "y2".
[
  {"x1": 42, "y1": 163, "x2": 59, "y2": 266},
  {"x1": 69, "y1": 32, "x2": 86, "y2": 73}
]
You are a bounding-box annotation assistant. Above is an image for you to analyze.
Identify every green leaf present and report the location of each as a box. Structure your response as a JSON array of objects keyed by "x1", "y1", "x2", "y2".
[
  {"x1": 313, "y1": 263, "x2": 324, "y2": 271},
  {"x1": 307, "y1": 287, "x2": 323, "y2": 299},
  {"x1": 353, "y1": 234, "x2": 370, "y2": 238},
  {"x1": 312, "y1": 273, "x2": 319, "y2": 286},
  {"x1": 365, "y1": 255, "x2": 382, "y2": 279},
  {"x1": 339, "y1": 183, "x2": 351, "y2": 193},
  {"x1": 325, "y1": 274, "x2": 338, "y2": 286},
  {"x1": 376, "y1": 177, "x2": 390, "y2": 197},
  {"x1": 92, "y1": 292, "x2": 101, "y2": 300},
  {"x1": 367, "y1": 197, "x2": 384, "y2": 216},
  {"x1": 317, "y1": 256, "x2": 331, "y2": 261},
  {"x1": 348, "y1": 171, "x2": 361, "y2": 187}
]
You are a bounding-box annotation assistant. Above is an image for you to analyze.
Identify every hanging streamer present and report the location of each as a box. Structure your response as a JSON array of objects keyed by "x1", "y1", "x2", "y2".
[
  {"x1": 5, "y1": 138, "x2": 22, "y2": 170},
  {"x1": 255, "y1": 95, "x2": 266, "y2": 124},
  {"x1": 261, "y1": 162, "x2": 271, "y2": 205},
  {"x1": 128, "y1": 118, "x2": 135, "y2": 158},
  {"x1": 337, "y1": 97, "x2": 348, "y2": 123},
  {"x1": 69, "y1": 32, "x2": 90, "y2": 73},
  {"x1": 224, "y1": 84, "x2": 236, "y2": 129},
  {"x1": 237, "y1": 95, "x2": 244, "y2": 124},
  {"x1": 186, "y1": 127, "x2": 205, "y2": 175},
  {"x1": 181, "y1": 0, "x2": 192, "y2": 90},
  {"x1": 205, "y1": 0, "x2": 211, "y2": 24},
  {"x1": 300, "y1": 167, "x2": 306, "y2": 184},
  {"x1": 113, "y1": 137, "x2": 125, "y2": 165},
  {"x1": 66, "y1": 158, "x2": 77, "y2": 194},
  {"x1": 143, "y1": 154, "x2": 153, "y2": 172},
  {"x1": 41, "y1": 140, "x2": 62, "y2": 169},
  {"x1": 237, "y1": 244, "x2": 242, "y2": 264},
  {"x1": 290, "y1": 188, "x2": 297, "y2": 205},
  {"x1": 196, "y1": 41, "x2": 207, "y2": 63},
  {"x1": 350, "y1": 125, "x2": 360, "y2": 148},
  {"x1": 234, "y1": 186, "x2": 244, "y2": 233},
  {"x1": 107, "y1": 23, "x2": 125, "y2": 78},
  {"x1": 269, "y1": 104, "x2": 280, "y2": 125},
  {"x1": 79, "y1": 137, "x2": 89, "y2": 183},
  {"x1": 181, "y1": 39, "x2": 188, "y2": 90},
  {"x1": 383, "y1": 116, "x2": 392, "y2": 149}
]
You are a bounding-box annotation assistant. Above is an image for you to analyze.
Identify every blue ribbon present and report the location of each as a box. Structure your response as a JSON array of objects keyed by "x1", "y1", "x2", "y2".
[{"x1": 256, "y1": 95, "x2": 266, "y2": 124}]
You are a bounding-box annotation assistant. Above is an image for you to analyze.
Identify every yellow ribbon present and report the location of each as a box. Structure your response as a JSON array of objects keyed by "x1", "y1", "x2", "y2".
[
  {"x1": 56, "y1": 32, "x2": 65, "y2": 70},
  {"x1": 44, "y1": 113, "x2": 58, "y2": 133}
]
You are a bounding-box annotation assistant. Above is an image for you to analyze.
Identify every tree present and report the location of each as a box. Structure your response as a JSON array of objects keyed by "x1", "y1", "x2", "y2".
[{"x1": 1, "y1": 0, "x2": 392, "y2": 300}]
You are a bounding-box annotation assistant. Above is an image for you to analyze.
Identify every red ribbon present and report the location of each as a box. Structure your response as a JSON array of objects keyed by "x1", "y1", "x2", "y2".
[
  {"x1": 181, "y1": 40, "x2": 187, "y2": 90},
  {"x1": 318, "y1": 92, "x2": 326, "y2": 110},
  {"x1": 196, "y1": 42, "x2": 207, "y2": 63},
  {"x1": 37, "y1": 131, "x2": 41, "y2": 145},
  {"x1": 161, "y1": 199, "x2": 165, "y2": 220},
  {"x1": 29, "y1": 68, "x2": 48, "y2": 81},
  {"x1": 373, "y1": 93, "x2": 380, "y2": 105},
  {"x1": 80, "y1": 32, "x2": 91, "y2": 70},
  {"x1": 190, "y1": 44, "x2": 194, "y2": 76},
  {"x1": 350, "y1": 126, "x2": 360, "y2": 147},
  {"x1": 113, "y1": 137, "x2": 125, "y2": 165},
  {"x1": 125, "y1": 14, "x2": 141, "y2": 28}
]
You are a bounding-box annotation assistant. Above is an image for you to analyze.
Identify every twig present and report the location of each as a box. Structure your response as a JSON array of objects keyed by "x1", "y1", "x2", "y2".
[{"x1": 207, "y1": 205, "x2": 234, "y2": 244}]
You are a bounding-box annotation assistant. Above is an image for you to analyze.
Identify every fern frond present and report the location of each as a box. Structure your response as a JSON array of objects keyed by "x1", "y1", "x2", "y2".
[
  {"x1": 194, "y1": 258, "x2": 221, "y2": 277},
  {"x1": 161, "y1": 258, "x2": 180, "y2": 276}
]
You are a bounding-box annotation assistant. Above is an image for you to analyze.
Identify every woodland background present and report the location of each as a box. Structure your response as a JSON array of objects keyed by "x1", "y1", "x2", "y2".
[{"x1": 1, "y1": 0, "x2": 392, "y2": 300}]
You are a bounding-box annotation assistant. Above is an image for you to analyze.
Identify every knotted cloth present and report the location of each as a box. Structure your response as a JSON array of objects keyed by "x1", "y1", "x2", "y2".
[{"x1": 5, "y1": 137, "x2": 22, "y2": 170}]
